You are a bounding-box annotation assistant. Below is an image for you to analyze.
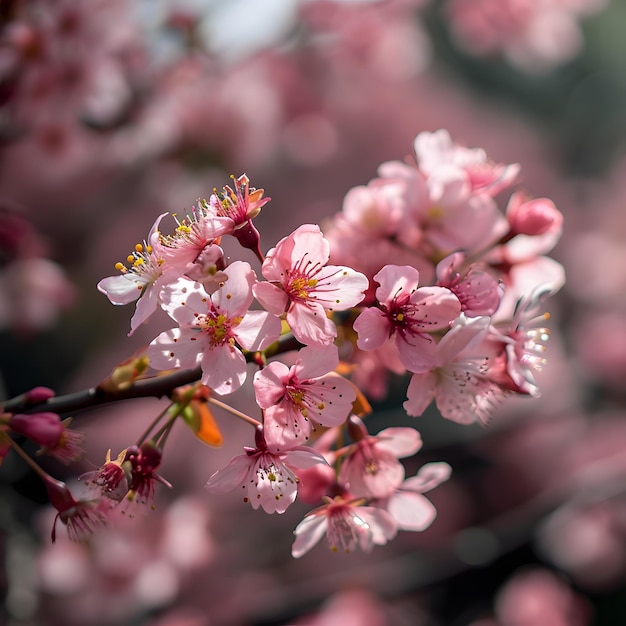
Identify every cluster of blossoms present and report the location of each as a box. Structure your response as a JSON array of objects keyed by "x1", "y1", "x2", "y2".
[
  {"x1": 444, "y1": 0, "x2": 607, "y2": 72},
  {"x1": 2, "y1": 130, "x2": 564, "y2": 557}
]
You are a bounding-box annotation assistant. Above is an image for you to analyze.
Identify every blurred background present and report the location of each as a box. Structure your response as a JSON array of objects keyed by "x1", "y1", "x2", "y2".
[{"x1": 2, "y1": 0, "x2": 626, "y2": 624}]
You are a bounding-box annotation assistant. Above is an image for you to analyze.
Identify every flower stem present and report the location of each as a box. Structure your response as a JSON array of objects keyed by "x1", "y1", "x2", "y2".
[{"x1": 208, "y1": 397, "x2": 261, "y2": 428}]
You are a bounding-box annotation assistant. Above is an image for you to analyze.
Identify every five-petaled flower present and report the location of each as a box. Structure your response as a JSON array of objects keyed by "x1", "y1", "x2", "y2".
[
  {"x1": 291, "y1": 495, "x2": 398, "y2": 558},
  {"x1": 354, "y1": 264, "x2": 461, "y2": 372},
  {"x1": 205, "y1": 425, "x2": 328, "y2": 514},
  {"x1": 254, "y1": 344, "x2": 356, "y2": 450},
  {"x1": 254, "y1": 224, "x2": 369, "y2": 346},
  {"x1": 147, "y1": 261, "x2": 281, "y2": 394}
]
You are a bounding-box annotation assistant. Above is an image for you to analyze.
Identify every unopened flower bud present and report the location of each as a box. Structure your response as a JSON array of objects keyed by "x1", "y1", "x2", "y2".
[
  {"x1": 507, "y1": 192, "x2": 563, "y2": 236},
  {"x1": 9, "y1": 412, "x2": 63, "y2": 448}
]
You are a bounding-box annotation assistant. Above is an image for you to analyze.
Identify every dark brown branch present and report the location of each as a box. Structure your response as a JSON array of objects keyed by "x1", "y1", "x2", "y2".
[{"x1": 2, "y1": 333, "x2": 303, "y2": 417}]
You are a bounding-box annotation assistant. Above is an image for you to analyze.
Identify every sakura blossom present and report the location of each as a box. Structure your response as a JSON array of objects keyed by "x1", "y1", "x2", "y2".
[
  {"x1": 97, "y1": 213, "x2": 175, "y2": 335},
  {"x1": 147, "y1": 261, "x2": 281, "y2": 394},
  {"x1": 205, "y1": 425, "x2": 327, "y2": 514},
  {"x1": 253, "y1": 224, "x2": 369, "y2": 346},
  {"x1": 354, "y1": 264, "x2": 461, "y2": 373},
  {"x1": 254, "y1": 344, "x2": 356, "y2": 449},
  {"x1": 291, "y1": 496, "x2": 398, "y2": 558},
  {"x1": 337, "y1": 421, "x2": 423, "y2": 499},
  {"x1": 445, "y1": 0, "x2": 607, "y2": 72},
  {"x1": 201, "y1": 173, "x2": 271, "y2": 260},
  {"x1": 381, "y1": 461, "x2": 452, "y2": 532},
  {"x1": 403, "y1": 315, "x2": 506, "y2": 424}
]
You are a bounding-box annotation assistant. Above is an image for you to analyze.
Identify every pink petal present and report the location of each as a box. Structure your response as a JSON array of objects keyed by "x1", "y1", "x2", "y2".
[
  {"x1": 292, "y1": 514, "x2": 328, "y2": 558},
  {"x1": 436, "y1": 316, "x2": 490, "y2": 366},
  {"x1": 287, "y1": 301, "x2": 336, "y2": 346},
  {"x1": 253, "y1": 280, "x2": 289, "y2": 315},
  {"x1": 403, "y1": 371, "x2": 437, "y2": 417},
  {"x1": 213, "y1": 261, "x2": 255, "y2": 316},
  {"x1": 402, "y1": 462, "x2": 452, "y2": 493},
  {"x1": 97, "y1": 274, "x2": 142, "y2": 305},
  {"x1": 293, "y1": 344, "x2": 339, "y2": 380},
  {"x1": 354, "y1": 307, "x2": 390, "y2": 351},
  {"x1": 284, "y1": 447, "x2": 328, "y2": 469},
  {"x1": 147, "y1": 328, "x2": 203, "y2": 370},
  {"x1": 356, "y1": 507, "x2": 398, "y2": 545},
  {"x1": 253, "y1": 361, "x2": 289, "y2": 409},
  {"x1": 375, "y1": 427, "x2": 423, "y2": 458},
  {"x1": 373, "y1": 264, "x2": 420, "y2": 306},
  {"x1": 128, "y1": 283, "x2": 158, "y2": 335},
  {"x1": 200, "y1": 344, "x2": 247, "y2": 395},
  {"x1": 312, "y1": 265, "x2": 369, "y2": 310},
  {"x1": 396, "y1": 331, "x2": 437, "y2": 372},
  {"x1": 204, "y1": 455, "x2": 250, "y2": 494},
  {"x1": 235, "y1": 310, "x2": 281, "y2": 351},
  {"x1": 408, "y1": 286, "x2": 461, "y2": 330},
  {"x1": 386, "y1": 491, "x2": 437, "y2": 531}
]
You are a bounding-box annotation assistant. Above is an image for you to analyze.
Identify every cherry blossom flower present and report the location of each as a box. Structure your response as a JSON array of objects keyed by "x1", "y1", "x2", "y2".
[
  {"x1": 147, "y1": 261, "x2": 281, "y2": 395},
  {"x1": 489, "y1": 285, "x2": 555, "y2": 397},
  {"x1": 202, "y1": 173, "x2": 270, "y2": 261},
  {"x1": 403, "y1": 315, "x2": 506, "y2": 424},
  {"x1": 382, "y1": 462, "x2": 452, "y2": 532},
  {"x1": 157, "y1": 207, "x2": 232, "y2": 272},
  {"x1": 354, "y1": 264, "x2": 461, "y2": 373},
  {"x1": 414, "y1": 129, "x2": 520, "y2": 197},
  {"x1": 253, "y1": 224, "x2": 369, "y2": 346},
  {"x1": 9, "y1": 411, "x2": 85, "y2": 464},
  {"x1": 44, "y1": 476, "x2": 109, "y2": 543},
  {"x1": 80, "y1": 448, "x2": 130, "y2": 503},
  {"x1": 436, "y1": 252, "x2": 502, "y2": 317},
  {"x1": 123, "y1": 442, "x2": 172, "y2": 510},
  {"x1": 97, "y1": 213, "x2": 176, "y2": 335},
  {"x1": 291, "y1": 496, "x2": 398, "y2": 558},
  {"x1": 205, "y1": 425, "x2": 327, "y2": 514},
  {"x1": 337, "y1": 420, "x2": 423, "y2": 499},
  {"x1": 445, "y1": 0, "x2": 607, "y2": 73},
  {"x1": 254, "y1": 344, "x2": 356, "y2": 450},
  {"x1": 500, "y1": 191, "x2": 564, "y2": 263}
]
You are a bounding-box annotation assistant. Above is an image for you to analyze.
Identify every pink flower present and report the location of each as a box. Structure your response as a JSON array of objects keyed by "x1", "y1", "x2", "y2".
[
  {"x1": 202, "y1": 173, "x2": 271, "y2": 261},
  {"x1": 45, "y1": 476, "x2": 109, "y2": 543},
  {"x1": 382, "y1": 462, "x2": 451, "y2": 532},
  {"x1": 97, "y1": 213, "x2": 176, "y2": 335},
  {"x1": 158, "y1": 207, "x2": 232, "y2": 272},
  {"x1": 338, "y1": 420, "x2": 423, "y2": 499},
  {"x1": 124, "y1": 442, "x2": 172, "y2": 509},
  {"x1": 291, "y1": 496, "x2": 397, "y2": 557},
  {"x1": 80, "y1": 448, "x2": 130, "y2": 502},
  {"x1": 500, "y1": 191, "x2": 564, "y2": 263},
  {"x1": 254, "y1": 344, "x2": 356, "y2": 450},
  {"x1": 9, "y1": 412, "x2": 85, "y2": 463},
  {"x1": 414, "y1": 129, "x2": 520, "y2": 197},
  {"x1": 253, "y1": 224, "x2": 369, "y2": 346},
  {"x1": 147, "y1": 261, "x2": 281, "y2": 395},
  {"x1": 490, "y1": 285, "x2": 555, "y2": 398},
  {"x1": 403, "y1": 315, "x2": 506, "y2": 424},
  {"x1": 205, "y1": 425, "x2": 327, "y2": 514},
  {"x1": 354, "y1": 264, "x2": 461, "y2": 373},
  {"x1": 436, "y1": 252, "x2": 502, "y2": 317}
]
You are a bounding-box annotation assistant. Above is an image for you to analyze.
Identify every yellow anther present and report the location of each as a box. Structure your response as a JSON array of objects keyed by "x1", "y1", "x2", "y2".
[
  {"x1": 115, "y1": 262, "x2": 126, "y2": 271},
  {"x1": 127, "y1": 255, "x2": 135, "y2": 263},
  {"x1": 135, "y1": 243, "x2": 143, "y2": 253},
  {"x1": 396, "y1": 313, "x2": 404, "y2": 322}
]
